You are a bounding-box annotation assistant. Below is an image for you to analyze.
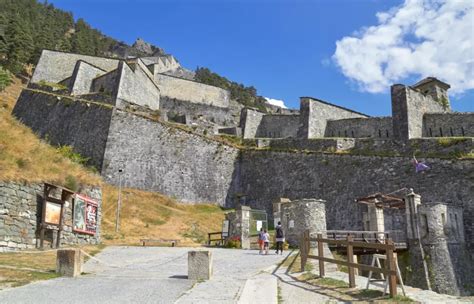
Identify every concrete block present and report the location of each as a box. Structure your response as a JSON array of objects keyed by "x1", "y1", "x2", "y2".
[
  {"x1": 188, "y1": 250, "x2": 212, "y2": 280},
  {"x1": 56, "y1": 249, "x2": 83, "y2": 277}
]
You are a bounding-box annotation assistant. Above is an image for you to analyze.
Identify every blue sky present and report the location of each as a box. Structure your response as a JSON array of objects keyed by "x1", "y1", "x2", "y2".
[{"x1": 48, "y1": 0, "x2": 473, "y2": 115}]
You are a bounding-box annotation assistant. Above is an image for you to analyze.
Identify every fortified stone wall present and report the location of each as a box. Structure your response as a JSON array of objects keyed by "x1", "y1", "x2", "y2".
[
  {"x1": 392, "y1": 85, "x2": 447, "y2": 141},
  {"x1": 325, "y1": 117, "x2": 393, "y2": 139},
  {"x1": 240, "y1": 108, "x2": 265, "y2": 139},
  {"x1": 423, "y1": 113, "x2": 474, "y2": 137},
  {"x1": 237, "y1": 151, "x2": 474, "y2": 254},
  {"x1": 31, "y1": 50, "x2": 119, "y2": 84},
  {"x1": 116, "y1": 61, "x2": 160, "y2": 110},
  {"x1": 70, "y1": 60, "x2": 106, "y2": 96},
  {"x1": 154, "y1": 73, "x2": 230, "y2": 108},
  {"x1": 160, "y1": 96, "x2": 236, "y2": 127},
  {"x1": 298, "y1": 97, "x2": 368, "y2": 138},
  {"x1": 91, "y1": 69, "x2": 120, "y2": 100},
  {"x1": 12, "y1": 90, "x2": 113, "y2": 169},
  {"x1": 255, "y1": 114, "x2": 300, "y2": 138},
  {"x1": 101, "y1": 110, "x2": 240, "y2": 206},
  {"x1": 417, "y1": 203, "x2": 472, "y2": 295},
  {"x1": 0, "y1": 182, "x2": 102, "y2": 252}
]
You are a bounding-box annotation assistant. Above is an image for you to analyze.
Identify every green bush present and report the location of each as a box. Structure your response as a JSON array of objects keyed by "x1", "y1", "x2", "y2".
[
  {"x1": 56, "y1": 145, "x2": 89, "y2": 165},
  {"x1": 0, "y1": 66, "x2": 12, "y2": 92}
]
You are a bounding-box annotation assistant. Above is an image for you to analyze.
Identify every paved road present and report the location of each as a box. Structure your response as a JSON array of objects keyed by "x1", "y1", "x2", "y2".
[{"x1": 0, "y1": 246, "x2": 287, "y2": 304}]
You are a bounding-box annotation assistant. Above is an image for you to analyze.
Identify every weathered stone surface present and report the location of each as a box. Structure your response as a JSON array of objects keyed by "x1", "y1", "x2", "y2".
[
  {"x1": 56, "y1": 249, "x2": 83, "y2": 277},
  {"x1": 188, "y1": 251, "x2": 212, "y2": 280}
]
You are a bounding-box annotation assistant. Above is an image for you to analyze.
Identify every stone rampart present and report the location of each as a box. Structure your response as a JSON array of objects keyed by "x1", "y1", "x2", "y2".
[
  {"x1": 154, "y1": 73, "x2": 229, "y2": 108},
  {"x1": 31, "y1": 50, "x2": 119, "y2": 84},
  {"x1": 160, "y1": 96, "x2": 234, "y2": 127},
  {"x1": 255, "y1": 114, "x2": 300, "y2": 138},
  {"x1": 392, "y1": 85, "x2": 447, "y2": 141},
  {"x1": 101, "y1": 110, "x2": 240, "y2": 206},
  {"x1": 116, "y1": 61, "x2": 160, "y2": 110},
  {"x1": 0, "y1": 182, "x2": 101, "y2": 252},
  {"x1": 91, "y1": 69, "x2": 120, "y2": 100},
  {"x1": 423, "y1": 112, "x2": 474, "y2": 137},
  {"x1": 325, "y1": 117, "x2": 392, "y2": 138},
  {"x1": 12, "y1": 90, "x2": 113, "y2": 169},
  {"x1": 240, "y1": 108, "x2": 265, "y2": 139},
  {"x1": 298, "y1": 97, "x2": 368, "y2": 138},
  {"x1": 70, "y1": 60, "x2": 106, "y2": 96}
]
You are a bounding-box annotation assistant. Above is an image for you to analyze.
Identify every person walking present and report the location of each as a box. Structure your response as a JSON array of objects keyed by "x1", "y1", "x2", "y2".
[
  {"x1": 275, "y1": 221, "x2": 285, "y2": 255},
  {"x1": 258, "y1": 228, "x2": 264, "y2": 254},
  {"x1": 262, "y1": 229, "x2": 270, "y2": 255}
]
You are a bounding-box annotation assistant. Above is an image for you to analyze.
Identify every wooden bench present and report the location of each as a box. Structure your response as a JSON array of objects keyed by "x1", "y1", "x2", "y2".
[{"x1": 140, "y1": 239, "x2": 179, "y2": 247}]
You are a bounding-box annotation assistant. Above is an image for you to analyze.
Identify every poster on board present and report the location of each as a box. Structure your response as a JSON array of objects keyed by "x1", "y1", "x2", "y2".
[
  {"x1": 73, "y1": 194, "x2": 98, "y2": 235},
  {"x1": 44, "y1": 202, "x2": 61, "y2": 225}
]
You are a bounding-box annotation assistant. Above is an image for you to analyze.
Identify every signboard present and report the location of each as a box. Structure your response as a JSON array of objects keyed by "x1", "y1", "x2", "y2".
[
  {"x1": 289, "y1": 220, "x2": 295, "y2": 229},
  {"x1": 44, "y1": 201, "x2": 61, "y2": 225},
  {"x1": 73, "y1": 194, "x2": 98, "y2": 235},
  {"x1": 256, "y1": 220, "x2": 263, "y2": 231},
  {"x1": 222, "y1": 220, "x2": 229, "y2": 237}
]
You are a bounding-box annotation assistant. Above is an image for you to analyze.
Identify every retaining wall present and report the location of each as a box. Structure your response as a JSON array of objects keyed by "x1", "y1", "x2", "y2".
[{"x1": 325, "y1": 117, "x2": 392, "y2": 138}]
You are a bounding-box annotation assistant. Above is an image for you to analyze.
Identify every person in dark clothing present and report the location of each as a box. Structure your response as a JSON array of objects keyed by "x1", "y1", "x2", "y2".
[{"x1": 275, "y1": 221, "x2": 285, "y2": 255}]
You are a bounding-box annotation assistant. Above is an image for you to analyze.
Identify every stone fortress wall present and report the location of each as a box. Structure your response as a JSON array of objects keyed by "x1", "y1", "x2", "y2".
[
  {"x1": 325, "y1": 116, "x2": 393, "y2": 138},
  {"x1": 423, "y1": 112, "x2": 474, "y2": 137}
]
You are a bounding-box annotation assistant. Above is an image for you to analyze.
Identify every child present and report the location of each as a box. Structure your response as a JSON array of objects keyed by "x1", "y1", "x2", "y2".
[{"x1": 262, "y1": 229, "x2": 270, "y2": 255}]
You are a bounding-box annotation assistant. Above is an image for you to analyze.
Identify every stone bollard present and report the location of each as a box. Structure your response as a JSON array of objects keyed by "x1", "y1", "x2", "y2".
[
  {"x1": 56, "y1": 249, "x2": 83, "y2": 277},
  {"x1": 188, "y1": 251, "x2": 212, "y2": 280}
]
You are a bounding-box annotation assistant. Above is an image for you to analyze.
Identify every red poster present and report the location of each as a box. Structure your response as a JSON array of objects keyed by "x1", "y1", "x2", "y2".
[{"x1": 73, "y1": 194, "x2": 98, "y2": 235}]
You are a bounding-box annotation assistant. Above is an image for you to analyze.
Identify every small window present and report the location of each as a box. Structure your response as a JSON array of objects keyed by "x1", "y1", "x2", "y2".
[
  {"x1": 429, "y1": 128, "x2": 433, "y2": 137},
  {"x1": 439, "y1": 127, "x2": 443, "y2": 137},
  {"x1": 351, "y1": 130, "x2": 355, "y2": 138},
  {"x1": 344, "y1": 130, "x2": 347, "y2": 137},
  {"x1": 386, "y1": 130, "x2": 389, "y2": 138},
  {"x1": 424, "y1": 90, "x2": 429, "y2": 94},
  {"x1": 461, "y1": 127, "x2": 465, "y2": 136},
  {"x1": 450, "y1": 127, "x2": 454, "y2": 136},
  {"x1": 378, "y1": 129, "x2": 382, "y2": 138}
]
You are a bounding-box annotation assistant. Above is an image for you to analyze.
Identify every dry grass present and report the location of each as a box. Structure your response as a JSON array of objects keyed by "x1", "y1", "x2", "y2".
[
  {"x1": 0, "y1": 78, "x2": 100, "y2": 186},
  {"x1": 101, "y1": 184, "x2": 227, "y2": 246},
  {"x1": 0, "y1": 245, "x2": 104, "y2": 290}
]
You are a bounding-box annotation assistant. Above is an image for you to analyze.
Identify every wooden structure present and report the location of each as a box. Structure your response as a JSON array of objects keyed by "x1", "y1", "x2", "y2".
[
  {"x1": 299, "y1": 230, "x2": 399, "y2": 298},
  {"x1": 39, "y1": 183, "x2": 74, "y2": 249},
  {"x1": 325, "y1": 230, "x2": 407, "y2": 253},
  {"x1": 207, "y1": 232, "x2": 225, "y2": 246},
  {"x1": 140, "y1": 238, "x2": 179, "y2": 247}
]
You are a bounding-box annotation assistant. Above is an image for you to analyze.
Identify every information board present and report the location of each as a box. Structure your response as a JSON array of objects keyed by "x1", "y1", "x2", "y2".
[{"x1": 73, "y1": 194, "x2": 98, "y2": 235}]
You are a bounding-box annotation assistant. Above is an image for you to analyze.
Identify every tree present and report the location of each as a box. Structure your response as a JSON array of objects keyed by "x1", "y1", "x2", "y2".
[
  {"x1": 5, "y1": 15, "x2": 34, "y2": 73},
  {"x1": 0, "y1": 66, "x2": 12, "y2": 92}
]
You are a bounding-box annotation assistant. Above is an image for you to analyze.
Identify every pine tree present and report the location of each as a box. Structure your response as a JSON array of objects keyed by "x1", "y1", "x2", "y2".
[
  {"x1": 0, "y1": 66, "x2": 12, "y2": 92},
  {"x1": 5, "y1": 15, "x2": 34, "y2": 73}
]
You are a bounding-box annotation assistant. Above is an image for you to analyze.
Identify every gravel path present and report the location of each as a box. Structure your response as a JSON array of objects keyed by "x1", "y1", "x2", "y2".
[{"x1": 0, "y1": 246, "x2": 287, "y2": 304}]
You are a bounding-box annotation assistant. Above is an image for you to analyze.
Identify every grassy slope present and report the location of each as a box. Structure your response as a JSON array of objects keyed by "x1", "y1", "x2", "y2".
[
  {"x1": 101, "y1": 184, "x2": 226, "y2": 246},
  {"x1": 0, "y1": 78, "x2": 101, "y2": 185}
]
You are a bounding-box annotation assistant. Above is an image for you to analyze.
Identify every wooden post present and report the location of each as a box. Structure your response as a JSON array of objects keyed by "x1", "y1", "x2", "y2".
[
  {"x1": 386, "y1": 238, "x2": 397, "y2": 297},
  {"x1": 347, "y1": 235, "x2": 356, "y2": 288},
  {"x1": 300, "y1": 231, "x2": 306, "y2": 272},
  {"x1": 317, "y1": 233, "x2": 325, "y2": 277}
]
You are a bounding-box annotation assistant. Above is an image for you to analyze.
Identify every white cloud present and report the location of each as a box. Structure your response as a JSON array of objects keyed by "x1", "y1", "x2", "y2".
[
  {"x1": 264, "y1": 97, "x2": 287, "y2": 108},
  {"x1": 333, "y1": 0, "x2": 474, "y2": 94}
]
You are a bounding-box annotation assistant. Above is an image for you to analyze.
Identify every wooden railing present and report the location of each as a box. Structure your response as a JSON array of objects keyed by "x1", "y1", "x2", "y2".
[
  {"x1": 207, "y1": 232, "x2": 224, "y2": 246},
  {"x1": 300, "y1": 230, "x2": 398, "y2": 297}
]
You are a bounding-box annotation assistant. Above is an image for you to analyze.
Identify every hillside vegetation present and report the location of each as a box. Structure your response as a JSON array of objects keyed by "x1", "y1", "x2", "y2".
[{"x1": 0, "y1": 77, "x2": 100, "y2": 186}]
